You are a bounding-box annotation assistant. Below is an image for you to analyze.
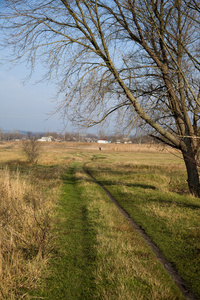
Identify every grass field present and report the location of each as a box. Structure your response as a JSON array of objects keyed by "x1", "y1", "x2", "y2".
[
  {"x1": 86, "y1": 151, "x2": 200, "y2": 298},
  {"x1": 0, "y1": 141, "x2": 199, "y2": 299}
]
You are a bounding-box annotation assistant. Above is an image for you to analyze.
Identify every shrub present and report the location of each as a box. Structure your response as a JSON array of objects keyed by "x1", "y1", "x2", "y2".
[{"x1": 22, "y1": 139, "x2": 41, "y2": 164}]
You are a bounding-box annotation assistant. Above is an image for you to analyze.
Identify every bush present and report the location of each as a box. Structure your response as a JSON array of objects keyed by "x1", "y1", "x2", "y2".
[{"x1": 22, "y1": 139, "x2": 41, "y2": 164}]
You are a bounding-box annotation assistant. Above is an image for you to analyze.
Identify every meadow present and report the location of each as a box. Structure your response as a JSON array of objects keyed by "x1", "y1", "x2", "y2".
[{"x1": 0, "y1": 141, "x2": 199, "y2": 299}]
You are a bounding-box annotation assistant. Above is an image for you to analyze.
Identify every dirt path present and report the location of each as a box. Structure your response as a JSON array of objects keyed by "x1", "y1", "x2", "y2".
[{"x1": 85, "y1": 168, "x2": 198, "y2": 300}]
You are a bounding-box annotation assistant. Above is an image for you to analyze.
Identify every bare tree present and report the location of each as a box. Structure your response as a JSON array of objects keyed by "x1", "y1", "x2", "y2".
[
  {"x1": 1, "y1": 0, "x2": 200, "y2": 196},
  {"x1": 184, "y1": 0, "x2": 200, "y2": 13}
]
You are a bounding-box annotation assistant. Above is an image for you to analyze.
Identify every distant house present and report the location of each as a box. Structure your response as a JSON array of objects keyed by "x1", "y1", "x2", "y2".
[
  {"x1": 97, "y1": 139, "x2": 110, "y2": 144},
  {"x1": 37, "y1": 136, "x2": 53, "y2": 142}
]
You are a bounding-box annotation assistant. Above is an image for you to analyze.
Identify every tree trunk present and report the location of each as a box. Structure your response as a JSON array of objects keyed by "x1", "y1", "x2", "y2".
[{"x1": 182, "y1": 149, "x2": 200, "y2": 197}]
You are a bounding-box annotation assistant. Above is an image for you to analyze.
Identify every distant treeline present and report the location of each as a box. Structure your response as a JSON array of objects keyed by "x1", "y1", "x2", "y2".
[{"x1": 0, "y1": 129, "x2": 160, "y2": 144}]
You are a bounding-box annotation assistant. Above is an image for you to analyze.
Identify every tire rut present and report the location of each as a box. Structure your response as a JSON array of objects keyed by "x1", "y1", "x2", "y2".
[{"x1": 85, "y1": 168, "x2": 198, "y2": 300}]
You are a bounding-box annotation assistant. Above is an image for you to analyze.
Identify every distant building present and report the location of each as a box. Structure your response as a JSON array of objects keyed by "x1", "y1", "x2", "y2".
[
  {"x1": 97, "y1": 139, "x2": 110, "y2": 144},
  {"x1": 37, "y1": 136, "x2": 53, "y2": 142}
]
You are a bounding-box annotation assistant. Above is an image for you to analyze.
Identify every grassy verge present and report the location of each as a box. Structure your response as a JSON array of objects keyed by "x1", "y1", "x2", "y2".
[
  {"x1": 34, "y1": 163, "x2": 184, "y2": 299},
  {"x1": 87, "y1": 157, "x2": 200, "y2": 298}
]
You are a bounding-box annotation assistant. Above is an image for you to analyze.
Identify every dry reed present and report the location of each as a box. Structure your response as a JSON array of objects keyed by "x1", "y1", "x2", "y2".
[{"x1": 0, "y1": 167, "x2": 59, "y2": 299}]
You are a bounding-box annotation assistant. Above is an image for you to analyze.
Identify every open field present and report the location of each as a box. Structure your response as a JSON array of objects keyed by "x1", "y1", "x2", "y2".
[
  {"x1": 85, "y1": 150, "x2": 200, "y2": 297},
  {"x1": 0, "y1": 141, "x2": 199, "y2": 299}
]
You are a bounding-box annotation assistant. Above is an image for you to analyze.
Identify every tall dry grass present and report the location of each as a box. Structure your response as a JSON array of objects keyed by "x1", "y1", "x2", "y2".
[{"x1": 0, "y1": 167, "x2": 60, "y2": 299}]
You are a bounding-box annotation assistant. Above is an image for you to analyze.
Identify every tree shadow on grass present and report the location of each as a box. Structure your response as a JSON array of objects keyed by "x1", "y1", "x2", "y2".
[
  {"x1": 85, "y1": 169, "x2": 200, "y2": 211},
  {"x1": 83, "y1": 174, "x2": 156, "y2": 190},
  {"x1": 140, "y1": 196, "x2": 200, "y2": 210},
  {"x1": 98, "y1": 180, "x2": 156, "y2": 190}
]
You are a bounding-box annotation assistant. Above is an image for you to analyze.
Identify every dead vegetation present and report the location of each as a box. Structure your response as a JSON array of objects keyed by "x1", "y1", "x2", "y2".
[{"x1": 0, "y1": 166, "x2": 62, "y2": 299}]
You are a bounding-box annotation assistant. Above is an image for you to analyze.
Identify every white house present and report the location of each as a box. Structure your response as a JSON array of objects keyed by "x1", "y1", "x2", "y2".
[
  {"x1": 97, "y1": 139, "x2": 110, "y2": 144},
  {"x1": 37, "y1": 136, "x2": 53, "y2": 142}
]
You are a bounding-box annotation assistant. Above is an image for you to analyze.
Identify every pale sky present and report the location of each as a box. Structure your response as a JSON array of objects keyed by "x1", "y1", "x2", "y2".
[
  {"x1": 0, "y1": 56, "x2": 114, "y2": 135},
  {"x1": 0, "y1": 23, "x2": 116, "y2": 136},
  {"x1": 0, "y1": 6, "x2": 71, "y2": 133},
  {"x1": 0, "y1": 58, "x2": 74, "y2": 133},
  {"x1": 0, "y1": 60, "x2": 126, "y2": 135},
  {"x1": 0, "y1": 6, "x2": 125, "y2": 136}
]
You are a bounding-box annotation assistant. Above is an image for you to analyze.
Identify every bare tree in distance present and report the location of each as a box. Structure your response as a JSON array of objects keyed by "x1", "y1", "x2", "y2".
[{"x1": 1, "y1": 0, "x2": 200, "y2": 196}]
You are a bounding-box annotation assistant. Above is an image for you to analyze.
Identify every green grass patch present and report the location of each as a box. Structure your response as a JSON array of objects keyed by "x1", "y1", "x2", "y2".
[
  {"x1": 32, "y1": 164, "x2": 97, "y2": 299},
  {"x1": 88, "y1": 159, "x2": 200, "y2": 298},
  {"x1": 31, "y1": 162, "x2": 184, "y2": 299}
]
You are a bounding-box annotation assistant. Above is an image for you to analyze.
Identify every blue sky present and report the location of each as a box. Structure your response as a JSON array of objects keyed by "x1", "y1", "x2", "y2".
[
  {"x1": 0, "y1": 3, "x2": 70, "y2": 133},
  {"x1": 0, "y1": 3, "x2": 126, "y2": 136},
  {"x1": 0, "y1": 59, "x2": 74, "y2": 133},
  {"x1": 0, "y1": 57, "x2": 113, "y2": 135},
  {"x1": 0, "y1": 12, "x2": 115, "y2": 136}
]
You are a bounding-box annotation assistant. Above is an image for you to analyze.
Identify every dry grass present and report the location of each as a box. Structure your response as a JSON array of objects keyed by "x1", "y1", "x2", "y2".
[
  {"x1": 96, "y1": 142, "x2": 176, "y2": 153},
  {"x1": 0, "y1": 167, "x2": 61, "y2": 299},
  {"x1": 0, "y1": 142, "x2": 24, "y2": 163},
  {"x1": 0, "y1": 141, "x2": 189, "y2": 298},
  {"x1": 0, "y1": 142, "x2": 72, "y2": 299},
  {"x1": 0, "y1": 141, "x2": 79, "y2": 165}
]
